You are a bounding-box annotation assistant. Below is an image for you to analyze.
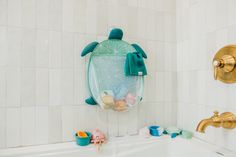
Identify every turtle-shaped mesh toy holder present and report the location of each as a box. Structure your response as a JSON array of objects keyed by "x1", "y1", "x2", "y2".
[{"x1": 81, "y1": 28, "x2": 147, "y2": 112}]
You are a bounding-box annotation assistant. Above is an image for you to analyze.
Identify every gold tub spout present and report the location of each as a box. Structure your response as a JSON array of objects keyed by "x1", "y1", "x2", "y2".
[{"x1": 196, "y1": 111, "x2": 236, "y2": 133}]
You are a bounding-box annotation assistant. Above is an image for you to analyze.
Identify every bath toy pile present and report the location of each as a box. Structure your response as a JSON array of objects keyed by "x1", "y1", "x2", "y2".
[
  {"x1": 81, "y1": 28, "x2": 147, "y2": 112},
  {"x1": 75, "y1": 129, "x2": 106, "y2": 151},
  {"x1": 139, "y1": 126, "x2": 193, "y2": 139}
]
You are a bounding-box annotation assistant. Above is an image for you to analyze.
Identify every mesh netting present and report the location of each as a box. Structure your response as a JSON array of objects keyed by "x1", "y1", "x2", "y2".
[{"x1": 87, "y1": 40, "x2": 144, "y2": 111}]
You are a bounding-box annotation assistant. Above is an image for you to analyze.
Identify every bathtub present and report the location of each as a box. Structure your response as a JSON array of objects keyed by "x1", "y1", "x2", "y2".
[{"x1": 0, "y1": 136, "x2": 235, "y2": 157}]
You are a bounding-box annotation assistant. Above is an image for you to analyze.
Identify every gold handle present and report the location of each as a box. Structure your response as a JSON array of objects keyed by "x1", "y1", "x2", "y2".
[
  {"x1": 213, "y1": 60, "x2": 221, "y2": 80},
  {"x1": 214, "y1": 66, "x2": 218, "y2": 80},
  {"x1": 212, "y1": 45, "x2": 236, "y2": 83}
]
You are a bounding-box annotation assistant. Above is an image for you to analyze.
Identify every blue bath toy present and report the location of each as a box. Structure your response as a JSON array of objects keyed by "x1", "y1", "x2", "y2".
[{"x1": 149, "y1": 126, "x2": 164, "y2": 136}]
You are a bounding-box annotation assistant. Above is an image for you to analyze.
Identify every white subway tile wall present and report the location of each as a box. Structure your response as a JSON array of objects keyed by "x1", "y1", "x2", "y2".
[
  {"x1": 0, "y1": 0, "x2": 176, "y2": 148},
  {"x1": 177, "y1": 0, "x2": 236, "y2": 152}
]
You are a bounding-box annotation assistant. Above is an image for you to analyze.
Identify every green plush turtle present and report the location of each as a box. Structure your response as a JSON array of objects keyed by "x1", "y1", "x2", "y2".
[{"x1": 81, "y1": 28, "x2": 147, "y2": 111}]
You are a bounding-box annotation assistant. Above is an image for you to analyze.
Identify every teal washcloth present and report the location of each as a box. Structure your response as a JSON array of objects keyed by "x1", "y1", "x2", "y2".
[
  {"x1": 125, "y1": 52, "x2": 147, "y2": 76},
  {"x1": 180, "y1": 130, "x2": 193, "y2": 139}
]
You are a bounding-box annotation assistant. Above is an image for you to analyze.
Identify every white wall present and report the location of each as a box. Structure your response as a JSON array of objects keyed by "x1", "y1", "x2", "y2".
[
  {"x1": 176, "y1": 0, "x2": 236, "y2": 152},
  {"x1": 0, "y1": 0, "x2": 177, "y2": 148}
]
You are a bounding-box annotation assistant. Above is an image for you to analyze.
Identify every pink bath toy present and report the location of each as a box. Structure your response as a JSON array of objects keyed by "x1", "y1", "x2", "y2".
[
  {"x1": 91, "y1": 129, "x2": 106, "y2": 151},
  {"x1": 125, "y1": 93, "x2": 136, "y2": 106}
]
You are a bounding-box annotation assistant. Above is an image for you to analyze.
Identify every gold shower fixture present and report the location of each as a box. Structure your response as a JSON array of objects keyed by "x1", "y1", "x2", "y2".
[
  {"x1": 213, "y1": 45, "x2": 236, "y2": 83},
  {"x1": 196, "y1": 111, "x2": 236, "y2": 133}
]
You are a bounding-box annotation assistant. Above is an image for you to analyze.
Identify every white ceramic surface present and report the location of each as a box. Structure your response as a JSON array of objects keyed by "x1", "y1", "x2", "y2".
[{"x1": 0, "y1": 136, "x2": 235, "y2": 157}]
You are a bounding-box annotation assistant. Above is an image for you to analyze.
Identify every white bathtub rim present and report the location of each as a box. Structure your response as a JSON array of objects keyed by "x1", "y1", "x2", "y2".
[{"x1": 0, "y1": 135, "x2": 235, "y2": 157}]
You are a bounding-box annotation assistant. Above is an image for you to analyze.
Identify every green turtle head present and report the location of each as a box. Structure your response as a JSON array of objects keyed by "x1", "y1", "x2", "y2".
[{"x1": 108, "y1": 28, "x2": 123, "y2": 40}]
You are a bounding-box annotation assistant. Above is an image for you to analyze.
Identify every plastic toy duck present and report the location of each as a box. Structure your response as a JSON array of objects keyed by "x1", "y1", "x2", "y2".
[{"x1": 91, "y1": 129, "x2": 106, "y2": 151}]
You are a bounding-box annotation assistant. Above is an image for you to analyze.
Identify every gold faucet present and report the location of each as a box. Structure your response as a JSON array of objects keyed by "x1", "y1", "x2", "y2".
[{"x1": 196, "y1": 111, "x2": 236, "y2": 133}]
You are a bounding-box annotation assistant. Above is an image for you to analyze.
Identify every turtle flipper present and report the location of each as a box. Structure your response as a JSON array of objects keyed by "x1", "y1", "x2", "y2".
[
  {"x1": 108, "y1": 28, "x2": 123, "y2": 40},
  {"x1": 81, "y1": 42, "x2": 99, "y2": 57},
  {"x1": 131, "y1": 44, "x2": 147, "y2": 59},
  {"x1": 85, "y1": 96, "x2": 97, "y2": 105}
]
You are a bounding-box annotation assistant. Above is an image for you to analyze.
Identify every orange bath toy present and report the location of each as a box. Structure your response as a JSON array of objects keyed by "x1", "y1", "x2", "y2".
[{"x1": 77, "y1": 131, "x2": 88, "y2": 138}]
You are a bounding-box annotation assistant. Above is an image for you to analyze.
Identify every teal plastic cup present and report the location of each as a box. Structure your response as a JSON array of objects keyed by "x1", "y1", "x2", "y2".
[{"x1": 75, "y1": 132, "x2": 92, "y2": 146}]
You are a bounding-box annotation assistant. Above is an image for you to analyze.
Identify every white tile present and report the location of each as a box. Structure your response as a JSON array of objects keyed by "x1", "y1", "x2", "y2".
[
  {"x1": 163, "y1": 0, "x2": 175, "y2": 12},
  {"x1": 165, "y1": 102, "x2": 177, "y2": 126},
  {"x1": 152, "y1": 0, "x2": 164, "y2": 11},
  {"x1": 146, "y1": 41, "x2": 157, "y2": 72},
  {"x1": 75, "y1": 105, "x2": 87, "y2": 131},
  {"x1": 21, "y1": 28, "x2": 36, "y2": 67},
  {"x1": 137, "y1": 8, "x2": 147, "y2": 39},
  {"x1": 215, "y1": 28, "x2": 228, "y2": 50},
  {"x1": 74, "y1": 0, "x2": 86, "y2": 33},
  {"x1": 128, "y1": 0, "x2": 138, "y2": 7},
  {"x1": 138, "y1": 0, "x2": 147, "y2": 8},
  {"x1": 62, "y1": 106, "x2": 74, "y2": 141},
  {"x1": 164, "y1": 13, "x2": 176, "y2": 42},
  {"x1": 117, "y1": 111, "x2": 129, "y2": 136},
  {"x1": 0, "y1": 26, "x2": 7, "y2": 66},
  {"x1": 7, "y1": 0, "x2": 22, "y2": 27},
  {"x1": 137, "y1": 102, "x2": 147, "y2": 128},
  {"x1": 86, "y1": 3, "x2": 97, "y2": 34},
  {"x1": 74, "y1": 69, "x2": 86, "y2": 105},
  {"x1": 62, "y1": 0, "x2": 74, "y2": 32},
  {"x1": 127, "y1": 107, "x2": 138, "y2": 135},
  {"x1": 49, "y1": 0, "x2": 62, "y2": 31},
  {"x1": 164, "y1": 43, "x2": 176, "y2": 71},
  {"x1": 155, "y1": 12, "x2": 164, "y2": 41},
  {"x1": 107, "y1": 4, "x2": 119, "y2": 27},
  {"x1": 49, "y1": 69, "x2": 61, "y2": 106},
  {"x1": 6, "y1": 68, "x2": 20, "y2": 107},
  {"x1": 48, "y1": 106, "x2": 62, "y2": 143},
  {"x1": 107, "y1": 110, "x2": 118, "y2": 137},
  {"x1": 36, "y1": 69, "x2": 49, "y2": 106},
  {"x1": 146, "y1": 103, "x2": 158, "y2": 126},
  {"x1": 36, "y1": 30, "x2": 49, "y2": 68},
  {"x1": 49, "y1": 31, "x2": 62, "y2": 68},
  {"x1": 74, "y1": 34, "x2": 86, "y2": 70},
  {"x1": 155, "y1": 42, "x2": 165, "y2": 72},
  {"x1": 228, "y1": 0, "x2": 236, "y2": 26},
  {"x1": 0, "y1": 0, "x2": 7, "y2": 26},
  {"x1": 22, "y1": 0, "x2": 36, "y2": 28},
  {"x1": 156, "y1": 103, "x2": 165, "y2": 126},
  {"x1": 61, "y1": 69, "x2": 74, "y2": 105},
  {"x1": 35, "y1": 106, "x2": 49, "y2": 145},
  {"x1": 20, "y1": 69, "x2": 35, "y2": 106},
  {"x1": 96, "y1": 107, "x2": 108, "y2": 135},
  {"x1": 7, "y1": 27, "x2": 22, "y2": 67},
  {"x1": 164, "y1": 72, "x2": 173, "y2": 102},
  {"x1": 36, "y1": 0, "x2": 49, "y2": 29},
  {"x1": 0, "y1": 108, "x2": 6, "y2": 148},
  {"x1": 6, "y1": 107, "x2": 20, "y2": 147},
  {"x1": 62, "y1": 32, "x2": 74, "y2": 68},
  {"x1": 155, "y1": 72, "x2": 165, "y2": 102},
  {"x1": 0, "y1": 68, "x2": 6, "y2": 107},
  {"x1": 96, "y1": 2, "x2": 108, "y2": 36},
  {"x1": 145, "y1": 71, "x2": 157, "y2": 102},
  {"x1": 21, "y1": 106, "x2": 35, "y2": 146},
  {"x1": 84, "y1": 105, "x2": 98, "y2": 132}
]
